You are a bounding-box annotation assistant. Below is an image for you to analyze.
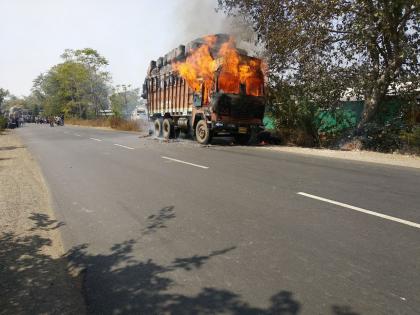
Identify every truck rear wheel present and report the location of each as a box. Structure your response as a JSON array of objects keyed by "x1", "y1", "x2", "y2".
[
  {"x1": 154, "y1": 118, "x2": 163, "y2": 137},
  {"x1": 162, "y1": 118, "x2": 174, "y2": 139},
  {"x1": 195, "y1": 120, "x2": 212, "y2": 144}
]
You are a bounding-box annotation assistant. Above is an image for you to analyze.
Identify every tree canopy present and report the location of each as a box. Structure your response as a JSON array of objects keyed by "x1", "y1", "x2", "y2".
[
  {"x1": 32, "y1": 48, "x2": 111, "y2": 117},
  {"x1": 0, "y1": 88, "x2": 9, "y2": 113},
  {"x1": 110, "y1": 85, "x2": 142, "y2": 118},
  {"x1": 219, "y1": 0, "x2": 419, "y2": 128}
]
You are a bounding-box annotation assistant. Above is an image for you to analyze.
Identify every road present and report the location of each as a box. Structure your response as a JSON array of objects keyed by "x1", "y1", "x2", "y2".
[{"x1": 17, "y1": 124, "x2": 420, "y2": 315}]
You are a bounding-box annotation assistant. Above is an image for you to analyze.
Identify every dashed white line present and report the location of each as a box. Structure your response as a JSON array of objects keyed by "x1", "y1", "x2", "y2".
[
  {"x1": 74, "y1": 133, "x2": 81, "y2": 137},
  {"x1": 113, "y1": 143, "x2": 134, "y2": 150},
  {"x1": 161, "y1": 156, "x2": 209, "y2": 169},
  {"x1": 89, "y1": 137, "x2": 102, "y2": 142},
  {"x1": 297, "y1": 192, "x2": 420, "y2": 229}
]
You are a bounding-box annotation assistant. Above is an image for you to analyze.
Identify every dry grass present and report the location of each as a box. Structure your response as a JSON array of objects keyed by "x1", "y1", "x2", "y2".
[{"x1": 66, "y1": 117, "x2": 141, "y2": 132}]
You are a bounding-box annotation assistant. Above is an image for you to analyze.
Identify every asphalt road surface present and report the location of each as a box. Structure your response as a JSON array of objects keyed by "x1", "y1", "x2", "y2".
[{"x1": 17, "y1": 124, "x2": 420, "y2": 315}]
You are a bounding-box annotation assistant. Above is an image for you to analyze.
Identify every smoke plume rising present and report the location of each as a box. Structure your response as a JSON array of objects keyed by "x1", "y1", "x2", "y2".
[{"x1": 171, "y1": 0, "x2": 263, "y2": 57}]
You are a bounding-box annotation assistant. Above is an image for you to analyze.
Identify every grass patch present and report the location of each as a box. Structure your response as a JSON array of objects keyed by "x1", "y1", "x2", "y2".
[
  {"x1": 0, "y1": 116, "x2": 7, "y2": 131},
  {"x1": 66, "y1": 117, "x2": 141, "y2": 132}
]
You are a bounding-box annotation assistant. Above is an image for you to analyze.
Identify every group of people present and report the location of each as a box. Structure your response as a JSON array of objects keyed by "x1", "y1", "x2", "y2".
[
  {"x1": 51, "y1": 115, "x2": 64, "y2": 126},
  {"x1": 34, "y1": 115, "x2": 64, "y2": 126}
]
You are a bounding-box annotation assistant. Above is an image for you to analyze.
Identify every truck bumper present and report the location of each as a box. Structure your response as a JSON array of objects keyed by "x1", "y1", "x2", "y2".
[{"x1": 211, "y1": 122, "x2": 264, "y2": 135}]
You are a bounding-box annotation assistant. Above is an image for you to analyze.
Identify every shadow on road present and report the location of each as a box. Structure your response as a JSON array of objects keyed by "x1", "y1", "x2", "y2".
[
  {"x1": 0, "y1": 146, "x2": 25, "y2": 151},
  {"x1": 0, "y1": 213, "x2": 84, "y2": 314},
  {"x1": 332, "y1": 305, "x2": 361, "y2": 315},
  {"x1": 66, "y1": 238, "x2": 302, "y2": 314},
  {"x1": 142, "y1": 205, "x2": 176, "y2": 235},
  {"x1": 1, "y1": 208, "x2": 361, "y2": 315},
  {"x1": 28, "y1": 212, "x2": 66, "y2": 231}
]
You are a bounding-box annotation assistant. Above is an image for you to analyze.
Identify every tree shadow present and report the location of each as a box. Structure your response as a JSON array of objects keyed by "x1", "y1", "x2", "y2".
[
  {"x1": 0, "y1": 146, "x2": 25, "y2": 151},
  {"x1": 332, "y1": 305, "x2": 361, "y2": 315},
  {"x1": 171, "y1": 246, "x2": 236, "y2": 271},
  {"x1": 28, "y1": 212, "x2": 66, "y2": 231},
  {"x1": 0, "y1": 214, "x2": 83, "y2": 314},
  {"x1": 1, "y1": 210, "x2": 362, "y2": 315},
  {"x1": 66, "y1": 239, "x2": 303, "y2": 315},
  {"x1": 142, "y1": 206, "x2": 176, "y2": 235},
  {"x1": 64, "y1": 204, "x2": 303, "y2": 314}
]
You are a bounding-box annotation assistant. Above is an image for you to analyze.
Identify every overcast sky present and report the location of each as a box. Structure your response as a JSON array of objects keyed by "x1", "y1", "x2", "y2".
[{"x1": 0, "y1": 0, "x2": 232, "y2": 96}]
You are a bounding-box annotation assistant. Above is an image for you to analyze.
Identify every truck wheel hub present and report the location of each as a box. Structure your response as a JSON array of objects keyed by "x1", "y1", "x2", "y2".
[{"x1": 198, "y1": 126, "x2": 206, "y2": 138}]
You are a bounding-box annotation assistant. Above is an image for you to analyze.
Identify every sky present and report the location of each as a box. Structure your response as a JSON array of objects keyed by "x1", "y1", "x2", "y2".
[{"x1": 0, "y1": 0, "x2": 234, "y2": 96}]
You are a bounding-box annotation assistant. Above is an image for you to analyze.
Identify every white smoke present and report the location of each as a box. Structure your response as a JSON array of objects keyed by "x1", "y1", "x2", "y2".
[{"x1": 171, "y1": 0, "x2": 263, "y2": 57}]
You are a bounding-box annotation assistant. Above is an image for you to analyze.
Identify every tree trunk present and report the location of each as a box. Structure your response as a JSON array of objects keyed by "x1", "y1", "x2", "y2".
[
  {"x1": 358, "y1": 94, "x2": 379, "y2": 129},
  {"x1": 357, "y1": 83, "x2": 387, "y2": 130}
]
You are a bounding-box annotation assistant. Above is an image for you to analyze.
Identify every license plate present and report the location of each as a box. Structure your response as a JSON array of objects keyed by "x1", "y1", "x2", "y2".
[{"x1": 238, "y1": 127, "x2": 248, "y2": 134}]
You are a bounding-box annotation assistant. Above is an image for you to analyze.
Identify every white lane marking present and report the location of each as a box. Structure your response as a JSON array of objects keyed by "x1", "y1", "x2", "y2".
[
  {"x1": 113, "y1": 143, "x2": 134, "y2": 150},
  {"x1": 90, "y1": 137, "x2": 102, "y2": 142},
  {"x1": 161, "y1": 156, "x2": 209, "y2": 169},
  {"x1": 74, "y1": 133, "x2": 81, "y2": 137},
  {"x1": 297, "y1": 192, "x2": 420, "y2": 229}
]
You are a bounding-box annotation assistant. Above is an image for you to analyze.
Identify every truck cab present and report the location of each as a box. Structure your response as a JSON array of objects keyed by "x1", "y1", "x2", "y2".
[{"x1": 189, "y1": 56, "x2": 265, "y2": 144}]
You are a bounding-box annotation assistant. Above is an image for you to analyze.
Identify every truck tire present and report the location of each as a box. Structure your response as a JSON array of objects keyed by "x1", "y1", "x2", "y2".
[
  {"x1": 195, "y1": 120, "x2": 212, "y2": 144},
  {"x1": 162, "y1": 118, "x2": 174, "y2": 139},
  {"x1": 154, "y1": 118, "x2": 163, "y2": 137},
  {"x1": 234, "y1": 134, "x2": 251, "y2": 145}
]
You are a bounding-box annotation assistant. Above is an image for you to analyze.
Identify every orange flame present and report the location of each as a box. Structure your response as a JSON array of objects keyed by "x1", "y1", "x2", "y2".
[{"x1": 172, "y1": 35, "x2": 264, "y2": 102}]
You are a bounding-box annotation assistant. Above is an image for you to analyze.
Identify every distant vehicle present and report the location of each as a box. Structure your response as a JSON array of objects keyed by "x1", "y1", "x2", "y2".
[
  {"x1": 130, "y1": 104, "x2": 147, "y2": 121},
  {"x1": 137, "y1": 108, "x2": 146, "y2": 116},
  {"x1": 54, "y1": 116, "x2": 64, "y2": 126},
  {"x1": 7, "y1": 119, "x2": 18, "y2": 129},
  {"x1": 142, "y1": 34, "x2": 266, "y2": 144},
  {"x1": 99, "y1": 109, "x2": 114, "y2": 117},
  {"x1": 6, "y1": 106, "x2": 22, "y2": 128}
]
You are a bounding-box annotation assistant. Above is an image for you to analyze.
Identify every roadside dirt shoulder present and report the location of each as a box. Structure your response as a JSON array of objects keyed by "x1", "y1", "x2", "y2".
[
  {"x1": 0, "y1": 130, "x2": 85, "y2": 314},
  {"x1": 260, "y1": 145, "x2": 420, "y2": 169}
]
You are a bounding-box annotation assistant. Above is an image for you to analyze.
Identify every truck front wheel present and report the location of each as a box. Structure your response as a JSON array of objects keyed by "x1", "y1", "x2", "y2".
[{"x1": 195, "y1": 120, "x2": 212, "y2": 145}]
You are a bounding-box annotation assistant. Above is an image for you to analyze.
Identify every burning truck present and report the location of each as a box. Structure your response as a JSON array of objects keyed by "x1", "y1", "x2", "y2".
[{"x1": 142, "y1": 34, "x2": 266, "y2": 144}]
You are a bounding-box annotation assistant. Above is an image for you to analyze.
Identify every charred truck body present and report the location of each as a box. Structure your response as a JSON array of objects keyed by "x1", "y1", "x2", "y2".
[{"x1": 142, "y1": 34, "x2": 266, "y2": 144}]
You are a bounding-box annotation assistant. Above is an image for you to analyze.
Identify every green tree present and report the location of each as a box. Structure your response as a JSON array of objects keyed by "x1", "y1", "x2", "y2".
[
  {"x1": 61, "y1": 48, "x2": 110, "y2": 116},
  {"x1": 32, "y1": 48, "x2": 111, "y2": 118},
  {"x1": 110, "y1": 85, "x2": 141, "y2": 118},
  {"x1": 0, "y1": 88, "x2": 9, "y2": 111},
  {"x1": 3, "y1": 95, "x2": 26, "y2": 110},
  {"x1": 32, "y1": 61, "x2": 91, "y2": 117},
  {"x1": 219, "y1": 0, "x2": 419, "y2": 128}
]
